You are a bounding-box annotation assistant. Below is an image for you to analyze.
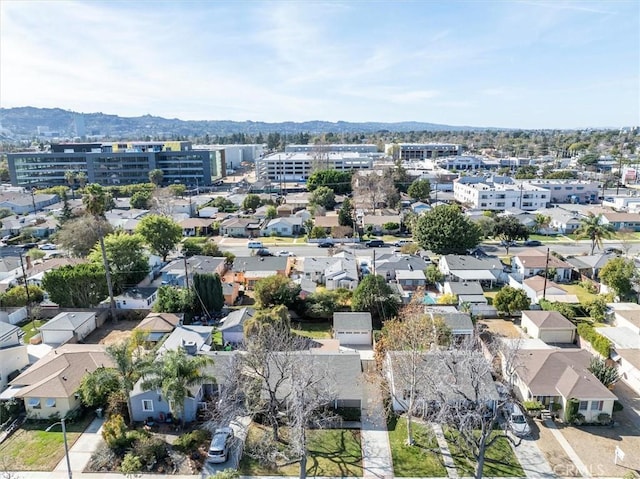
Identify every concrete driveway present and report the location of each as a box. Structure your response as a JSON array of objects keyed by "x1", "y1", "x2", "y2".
[{"x1": 201, "y1": 416, "x2": 251, "y2": 476}]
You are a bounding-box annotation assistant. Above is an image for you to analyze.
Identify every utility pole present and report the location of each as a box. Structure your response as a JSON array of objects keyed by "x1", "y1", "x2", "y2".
[
  {"x1": 19, "y1": 251, "x2": 33, "y2": 330},
  {"x1": 616, "y1": 155, "x2": 623, "y2": 195},
  {"x1": 183, "y1": 255, "x2": 190, "y2": 289},
  {"x1": 30, "y1": 188, "x2": 37, "y2": 215},
  {"x1": 542, "y1": 247, "x2": 550, "y2": 301}
]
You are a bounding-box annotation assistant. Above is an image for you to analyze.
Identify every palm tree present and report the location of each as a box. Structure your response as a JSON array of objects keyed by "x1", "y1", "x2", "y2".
[
  {"x1": 575, "y1": 212, "x2": 614, "y2": 255},
  {"x1": 533, "y1": 213, "x2": 551, "y2": 236},
  {"x1": 83, "y1": 183, "x2": 116, "y2": 314},
  {"x1": 140, "y1": 348, "x2": 214, "y2": 427},
  {"x1": 106, "y1": 334, "x2": 149, "y2": 425}
]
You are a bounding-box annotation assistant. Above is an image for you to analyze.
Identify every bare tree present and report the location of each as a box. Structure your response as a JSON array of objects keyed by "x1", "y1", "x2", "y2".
[{"x1": 352, "y1": 170, "x2": 397, "y2": 213}]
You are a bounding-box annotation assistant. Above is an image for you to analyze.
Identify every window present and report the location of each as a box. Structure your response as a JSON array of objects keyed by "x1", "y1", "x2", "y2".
[
  {"x1": 142, "y1": 399, "x2": 154, "y2": 412},
  {"x1": 591, "y1": 400, "x2": 603, "y2": 411},
  {"x1": 45, "y1": 398, "x2": 56, "y2": 408},
  {"x1": 29, "y1": 398, "x2": 41, "y2": 409},
  {"x1": 578, "y1": 401, "x2": 588, "y2": 410}
]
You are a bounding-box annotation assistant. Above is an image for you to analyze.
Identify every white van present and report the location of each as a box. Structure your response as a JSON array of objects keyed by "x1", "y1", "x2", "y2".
[{"x1": 247, "y1": 240, "x2": 264, "y2": 249}]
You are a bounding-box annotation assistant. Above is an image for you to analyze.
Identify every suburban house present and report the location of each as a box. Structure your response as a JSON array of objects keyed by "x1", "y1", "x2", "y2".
[
  {"x1": 114, "y1": 287, "x2": 158, "y2": 310},
  {"x1": 607, "y1": 303, "x2": 640, "y2": 333},
  {"x1": 361, "y1": 214, "x2": 402, "y2": 234},
  {"x1": 218, "y1": 307, "x2": 256, "y2": 345},
  {"x1": 504, "y1": 347, "x2": 617, "y2": 422},
  {"x1": 536, "y1": 208, "x2": 581, "y2": 235},
  {"x1": 521, "y1": 311, "x2": 576, "y2": 344},
  {"x1": 303, "y1": 255, "x2": 359, "y2": 290},
  {"x1": 395, "y1": 270, "x2": 427, "y2": 291},
  {"x1": 7, "y1": 344, "x2": 114, "y2": 419},
  {"x1": 511, "y1": 250, "x2": 573, "y2": 282},
  {"x1": 161, "y1": 255, "x2": 226, "y2": 287},
  {"x1": 566, "y1": 253, "x2": 618, "y2": 281},
  {"x1": 313, "y1": 215, "x2": 341, "y2": 233},
  {"x1": 385, "y1": 350, "x2": 499, "y2": 413},
  {"x1": 220, "y1": 217, "x2": 263, "y2": 238},
  {"x1": 0, "y1": 322, "x2": 29, "y2": 392},
  {"x1": 375, "y1": 254, "x2": 429, "y2": 281},
  {"x1": 431, "y1": 311, "x2": 474, "y2": 339},
  {"x1": 438, "y1": 255, "x2": 506, "y2": 285},
  {"x1": 38, "y1": 311, "x2": 97, "y2": 346},
  {"x1": 134, "y1": 312, "x2": 182, "y2": 342},
  {"x1": 232, "y1": 256, "x2": 291, "y2": 290},
  {"x1": 276, "y1": 204, "x2": 294, "y2": 217},
  {"x1": 0, "y1": 192, "x2": 58, "y2": 215},
  {"x1": 261, "y1": 217, "x2": 303, "y2": 237},
  {"x1": 222, "y1": 282, "x2": 240, "y2": 306},
  {"x1": 333, "y1": 312, "x2": 373, "y2": 346},
  {"x1": 443, "y1": 281, "x2": 487, "y2": 307},
  {"x1": 595, "y1": 326, "x2": 640, "y2": 395},
  {"x1": 515, "y1": 276, "x2": 579, "y2": 305},
  {"x1": 599, "y1": 211, "x2": 640, "y2": 232},
  {"x1": 179, "y1": 218, "x2": 215, "y2": 237}
]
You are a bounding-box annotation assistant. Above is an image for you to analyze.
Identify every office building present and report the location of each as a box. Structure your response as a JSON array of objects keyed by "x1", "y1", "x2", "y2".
[
  {"x1": 386, "y1": 143, "x2": 460, "y2": 160},
  {"x1": 7, "y1": 141, "x2": 224, "y2": 188},
  {"x1": 255, "y1": 151, "x2": 374, "y2": 181}
]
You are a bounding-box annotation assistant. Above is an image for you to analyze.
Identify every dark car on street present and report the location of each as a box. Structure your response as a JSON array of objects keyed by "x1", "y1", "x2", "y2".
[{"x1": 317, "y1": 242, "x2": 333, "y2": 248}]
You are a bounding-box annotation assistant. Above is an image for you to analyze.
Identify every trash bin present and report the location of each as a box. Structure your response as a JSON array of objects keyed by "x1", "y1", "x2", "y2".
[{"x1": 96, "y1": 408, "x2": 103, "y2": 418}]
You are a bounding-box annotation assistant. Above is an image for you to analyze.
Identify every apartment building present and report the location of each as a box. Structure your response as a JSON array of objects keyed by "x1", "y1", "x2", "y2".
[
  {"x1": 285, "y1": 144, "x2": 379, "y2": 154},
  {"x1": 516, "y1": 179, "x2": 600, "y2": 204},
  {"x1": 8, "y1": 141, "x2": 224, "y2": 187},
  {"x1": 454, "y1": 177, "x2": 549, "y2": 211}
]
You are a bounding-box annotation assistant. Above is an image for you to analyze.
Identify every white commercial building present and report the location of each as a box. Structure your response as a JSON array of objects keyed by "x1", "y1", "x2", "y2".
[
  {"x1": 255, "y1": 151, "x2": 373, "y2": 181},
  {"x1": 386, "y1": 143, "x2": 460, "y2": 160},
  {"x1": 516, "y1": 179, "x2": 601, "y2": 204},
  {"x1": 454, "y1": 178, "x2": 549, "y2": 211}
]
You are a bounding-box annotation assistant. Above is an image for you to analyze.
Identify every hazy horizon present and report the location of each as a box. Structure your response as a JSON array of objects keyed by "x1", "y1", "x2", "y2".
[{"x1": 1, "y1": 1, "x2": 638, "y2": 130}]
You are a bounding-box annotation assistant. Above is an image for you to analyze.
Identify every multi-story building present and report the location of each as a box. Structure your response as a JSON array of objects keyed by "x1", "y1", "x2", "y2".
[
  {"x1": 454, "y1": 177, "x2": 549, "y2": 211},
  {"x1": 434, "y1": 155, "x2": 486, "y2": 170},
  {"x1": 255, "y1": 151, "x2": 373, "y2": 181},
  {"x1": 193, "y1": 144, "x2": 264, "y2": 170},
  {"x1": 285, "y1": 144, "x2": 379, "y2": 154},
  {"x1": 8, "y1": 141, "x2": 224, "y2": 187},
  {"x1": 386, "y1": 143, "x2": 460, "y2": 160},
  {"x1": 516, "y1": 179, "x2": 601, "y2": 204}
]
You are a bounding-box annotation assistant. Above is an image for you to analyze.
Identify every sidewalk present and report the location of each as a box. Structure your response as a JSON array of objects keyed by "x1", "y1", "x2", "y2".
[
  {"x1": 508, "y1": 432, "x2": 556, "y2": 478},
  {"x1": 360, "y1": 374, "x2": 394, "y2": 479},
  {"x1": 55, "y1": 416, "x2": 105, "y2": 475}
]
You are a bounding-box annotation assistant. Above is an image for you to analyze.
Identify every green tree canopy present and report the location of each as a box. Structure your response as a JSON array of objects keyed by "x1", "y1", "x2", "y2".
[
  {"x1": 77, "y1": 367, "x2": 122, "y2": 408},
  {"x1": 1, "y1": 285, "x2": 44, "y2": 307},
  {"x1": 338, "y1": 197, "x2": 354, "y2": 227},
  {"x1": 307, "y1": 169, "x2": 352, "y2": 194},
  {"x1": 253, "y1": 275, "x2": 301, "y2": 309},
  {"x1": 56, "y1": 215, "x2": 114, "y2": 258},
  {"x1": 42, "y1": 263, "x2": 109, "y2": 307},
  {"x1": 89, "y1": 231, "x2": 149, "y2": 293},
  {"x1": 130, "y1": 190, "x2": 152, "y2": 209},
  {"x1": 492, "y1": 215, "x2": 530, "y2": 253},
  {"x1": 148, "y1": 168, "x2": 164, "y2": 186},
  {"x1": 494, "y1": 286, "x2": 530, "y2": 316},
  {"x1": 351, "y1": 274, "x2": 399, "y2": 326},
  {"x1": 407, "y1": 179, "x2": 431, "y2": 202},
  {"x1": 599, "y1": 257, "x2": 637, "y2": 299},
  {"x1": 414, "y1": 204, "x2": 481, "y2": 254},
  {"x1": 193, "y1": 273, "x2": 224, "y2": 313},
  {"x1": 242, "y1": 194, "x2": 262, "y2": 212},
  {"x1": 154, "y1": 285, "x2": 195, "y2": 313},
  {"x1": 136, "y1": 214, "x2": 182, "y2": 261},
  {"x1": 309, "y1": 186, "x2": 336, "y2": 210}
]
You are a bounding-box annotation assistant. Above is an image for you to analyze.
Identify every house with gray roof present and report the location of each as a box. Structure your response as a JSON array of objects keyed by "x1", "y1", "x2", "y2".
[
  {"x1": 220, "y1": 217, "x2": 263, "y2": 238},
  {"x1": 431, "y1": 311, "x2": 474, "y2": 338},
  {"x1": 114, "y1": 287, "x2": 158, "y2": 310},
  {"x1": 566, "y1": 252, "x2": 617, "y2": 281},
  {"x1": 333, "y1": 312, "x2": 372, "y2": 346},
  {"x1": 261, "y1": 216, "x2": 303, "y2": 237},
  {"x1": 232, "y1": 256, "x2": 291, "y2": 290},
  {"x1": 439, "y1": 255, "x2": 505, "y2": 284},
  {"x1": 161, "y1": 255, "x2": 226, "y2": 287},
  {"x1": 218, "y1": 307, "x2": 256, "y2": 345},
  {"x1": 505, "y1": 348, "x2": 616, "y2": 422},
  {"x1": 374, "y1": 254, "x2": 429, "y2": 281},
  {"x1": 38, "y1": 311, "x2": 96, "y2": 346}
]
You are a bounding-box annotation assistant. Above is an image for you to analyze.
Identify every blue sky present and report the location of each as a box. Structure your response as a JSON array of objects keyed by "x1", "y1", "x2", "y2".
[{"x1": 1, "y1": 0, "x2": 638, "y2": 129}]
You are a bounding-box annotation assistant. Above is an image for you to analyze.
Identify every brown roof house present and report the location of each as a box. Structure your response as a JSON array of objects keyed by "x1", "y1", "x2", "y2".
[
  {"x1": 8, "y1": 344, "x2": 114, "y2": 419},
  {"x1": 512, "y1": 250, "x2": 573, "y2": 282},
  {"x1": 519, "y1": 276, "x2": 579, "y2": 305},
  {"x1": 504, "y1": 347, "x2": 616, "y2": 422},
  {"x1": 135, "y1": 312, "x2": 182, "y2": 342},
  {"x1": 521, "y1": 311, "x2": 576, "y2": 344}
]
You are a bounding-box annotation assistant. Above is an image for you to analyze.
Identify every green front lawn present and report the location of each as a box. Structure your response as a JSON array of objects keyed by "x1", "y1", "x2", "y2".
[
  {"x1": 0, "y1": 415, "x2": 93, "y2": 471},
  {"x1": 387, "y1": 416, "x2": 447, "y2": 477},
  {"x1": 445, "y1": 429, "x2": 524, "y2": 477},
  {"x1": 20, "y1": 319, "x2": 47, "y2": 344},
  {"x1": 291, "y1": 320, "x2": 332, "y2": 339},
  {"x1": 239, "y1": 424, "x2": 362, "y2": 476},
  {"x1": 559, "y1": 283, "x2": 598, "y2": 303}
]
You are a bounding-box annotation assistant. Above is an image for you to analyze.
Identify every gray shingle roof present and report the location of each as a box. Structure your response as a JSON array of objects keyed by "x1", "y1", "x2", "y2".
[
  {"x1": 39, "y1": 312, "x2": 95, "y2": 331},
  {"x1": 232, "y1": 256, "x2": 288, "y2": 272},
  {"x1": 333, "y1": 312, "x2": 372, "y2": 331},
  {"x1": 218, "y1": 307, "x2": 256, "y2": 332}
]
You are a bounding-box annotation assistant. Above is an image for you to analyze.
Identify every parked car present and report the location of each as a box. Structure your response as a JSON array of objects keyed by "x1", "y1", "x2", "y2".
[
  {"x1": 21, "y1": 243, "x2": 38, "y2": 250},
  {"x1": 39, "y1": 243, "x2": 57, "y2": 250},
  {"x1": 604, "y1": 247, "x2": 623, "y2": 255},
  {"x1": 317, "y1": 241, "x2": 333, "y2": 248},
  {"x1": 524, "y1": 240, "x2": 542, "y2": 247},
  {"x1": 207, "y1": 427, "x2": 234, "y2": 463},
  {"x1": 256, "y1": 248, "x2": 273, "y2": 257},
  {"x1": 276, "y1": 250, "x2": 295, "y2": 257},
  {"x1": 507, "y1": 403, "x2": 531, "y2": 437},
  {"x1": 366, "y1": 239, "x2": 385, "y2": 247},
  {"x1": 247, "y1": 240, "x2": 264, "y2": 249},
  {"x1": 393, "y1": 239, "x2": 413, "y2": 247}
]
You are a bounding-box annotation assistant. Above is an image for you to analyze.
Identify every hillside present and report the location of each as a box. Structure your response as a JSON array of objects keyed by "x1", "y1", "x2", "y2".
[{"x1": 0, "y1": 106, "x2": 481, "y2": 139}]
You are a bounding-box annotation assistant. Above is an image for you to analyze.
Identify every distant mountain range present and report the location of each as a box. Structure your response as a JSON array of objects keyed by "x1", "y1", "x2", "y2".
[{"x1": 0, "y1": 106, "x2": 484, "y2": 139}]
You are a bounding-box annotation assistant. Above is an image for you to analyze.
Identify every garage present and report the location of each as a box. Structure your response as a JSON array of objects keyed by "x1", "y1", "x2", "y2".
[{"x1": 333, "y1": 312, "x2": 372, "y2": 346}]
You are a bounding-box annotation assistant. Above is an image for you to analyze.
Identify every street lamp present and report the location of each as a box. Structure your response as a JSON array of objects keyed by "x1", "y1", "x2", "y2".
[{"x1": 46, "y1": 417, "x2": 72, "y2": 479}]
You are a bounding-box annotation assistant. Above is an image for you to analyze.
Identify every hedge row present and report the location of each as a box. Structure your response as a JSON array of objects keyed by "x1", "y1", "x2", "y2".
[{"x1": 577, "y1": 322, "x2": 611, "y2": 357}]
